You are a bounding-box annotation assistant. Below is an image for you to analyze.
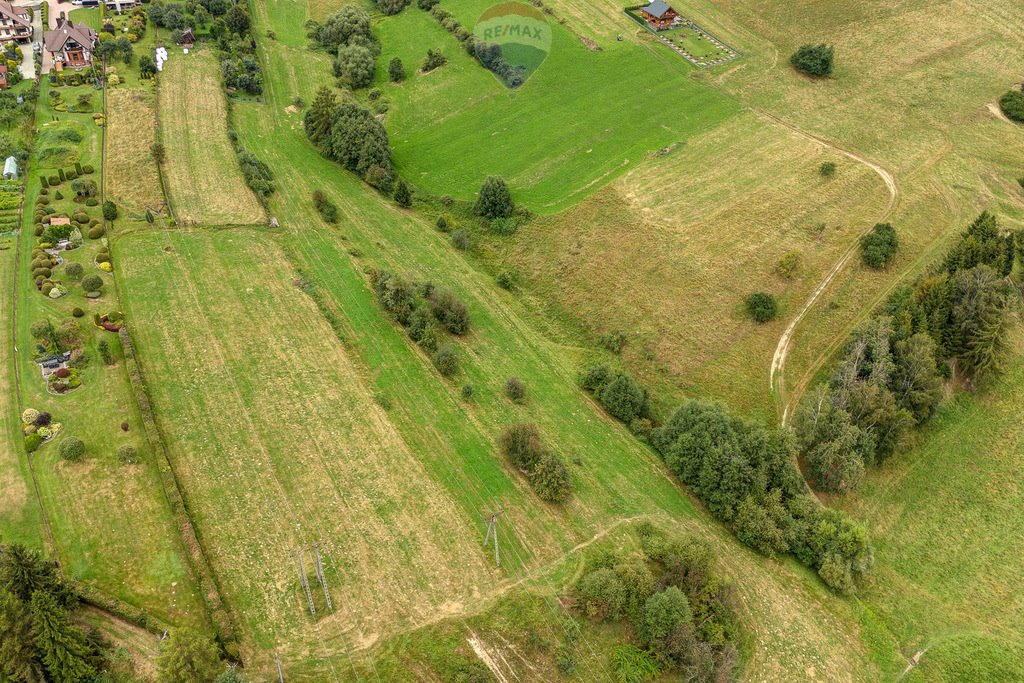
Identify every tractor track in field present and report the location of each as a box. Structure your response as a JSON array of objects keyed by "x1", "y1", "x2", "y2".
[{"x1": 756, "y1": 109, "x2": 900, "y2": 423}]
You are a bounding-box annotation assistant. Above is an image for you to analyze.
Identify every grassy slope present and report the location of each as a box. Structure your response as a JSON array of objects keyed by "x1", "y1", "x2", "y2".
[
  {"x1": 10, "y1": 81, "x2": 206, "y2": 627},
  {"x1": 157, "y1": 49, "x2": 264, "y2": 226},
  {"x1": 0, "y1": 241, "x2": 42, "y2": 548},
  {"x1": 168, "y1": 3, "x2": 908, "y2": 678},
  {"x1": 836, "y1": 335, "x2": 1024, "y2": 680},
  {"x1": 376, "y1": 3, "x2": 739, "y2": 212}
]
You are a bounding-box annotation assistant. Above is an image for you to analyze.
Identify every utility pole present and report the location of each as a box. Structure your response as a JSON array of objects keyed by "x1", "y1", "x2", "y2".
[
  {"x1": 313, "y1": 542, "x2": 333, "y2": 612},
  {"x1": 483, "y1": 510, "x2": 504, "y2": 567},
  {"x1": 294, "y1": 547, "x2": 316, "y2": 618}
]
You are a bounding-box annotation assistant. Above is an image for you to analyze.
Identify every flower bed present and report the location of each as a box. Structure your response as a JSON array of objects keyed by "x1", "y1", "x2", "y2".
[{"x1": 21, "y1": 408, "x2": 64, "y2": 452}]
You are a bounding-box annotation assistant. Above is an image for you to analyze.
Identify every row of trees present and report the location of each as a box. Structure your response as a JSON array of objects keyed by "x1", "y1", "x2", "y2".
[
  {"x1": 573, "y1": 525, "x2": 739, "y2": 681},
  {"x1": 426, "y1": 4, "x2": 526, "y2": 88},
  {"x1": 795, "y1": 211, "x2": 1020, "y2": 492}
]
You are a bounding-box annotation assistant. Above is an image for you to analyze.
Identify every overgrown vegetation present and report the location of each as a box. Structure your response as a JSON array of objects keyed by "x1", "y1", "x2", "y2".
[
  {"x1": 499, "y1": 423, "x2": 573, "y2": 502},
  {"x1": 859, "y1": 222, "x2": 898, "y2": 269},
  {"x1": 305, "y1": 86, "x2": 392, "y2": 190},
  {"x1": 573, "y1": 525, "x2": 739, "y2": 681},
  {"x1": 795, "y1": 211, "x2": 1019, "y2": 492},
  {"x1": 998, "y1": 87, "x2": 1024, "y2": 123}
]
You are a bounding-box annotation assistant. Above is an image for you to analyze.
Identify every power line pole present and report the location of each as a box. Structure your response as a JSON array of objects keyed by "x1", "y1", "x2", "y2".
[
  {"x1": 313, "y1": 542, "x2": 333, "y2": 612},
  {"x1": 294, "y1": 547, "x2": 316, "y2": 618},
  {"x1": 483, "y1": 510, "x2": 504, "y2": 567}
]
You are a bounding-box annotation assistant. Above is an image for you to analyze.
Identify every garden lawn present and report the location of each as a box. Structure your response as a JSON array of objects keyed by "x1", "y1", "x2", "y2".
[
  {"x1": 374, "y1": 3, "x2": 739, "y2": 212},
  {"x1": 156, "y1": 49, "x2": 263, "y2": 226},
  {"x1": 105, "y1": 88, "x2": 164, "y2": 217},
  {"x1": 12, "y1": 79, "x2": 206, "y2": 629}
]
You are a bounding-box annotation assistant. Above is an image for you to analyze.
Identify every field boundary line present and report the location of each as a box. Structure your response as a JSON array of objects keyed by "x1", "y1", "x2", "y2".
[
  {"x1": 116, "y1": 325, "x2": 241, "y2": 656},
  {"x1": 758, "y1": 109, "x2": 900, "y2": 422}
]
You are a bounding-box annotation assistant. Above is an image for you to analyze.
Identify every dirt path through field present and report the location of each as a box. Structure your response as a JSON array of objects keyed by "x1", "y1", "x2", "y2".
[{"x1": 757, "y1": 109, "x2": 900, "y2": 423}]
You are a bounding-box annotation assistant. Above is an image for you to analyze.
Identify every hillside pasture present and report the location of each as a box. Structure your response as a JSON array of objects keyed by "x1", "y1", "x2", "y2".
[
  {"x1": 116, "y1": 228, "x2": 501, "y2": 668},
  {"x1": 376, "y1": 5, "x2": 739, "y2": 212},
  {"x1": 838, "y1": 335, "x2": 1024, "y2": 681},
  {"x1": 105, "y1": 88, "x2": 164, "y2": 217},
  {"x1": 157, "y1": 50, "x2": 264, "y2": 225}
]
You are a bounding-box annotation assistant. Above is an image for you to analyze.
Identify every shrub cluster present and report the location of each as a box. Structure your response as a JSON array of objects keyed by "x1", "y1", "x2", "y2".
[
  {"x1": 312, "y1": 189, "x2": 338, "y2": 223},
  {"x1": 860, "y1": 222, "x2": 898, "y2": 269},
  {"x1": 427, "y1": 4, "x2": 526, "y2": 87},
  {"x1": 305, "y1": 88, "x2": 392, "y2": 189},
  {"x1": 579, "y1": 364, "x2": 649, "y2": 426},
  {"x1": 790, "y1": 43, "x2": 834, "y2": 77},
  {"x1": 998, "y1": 87, "x2": 1024, "y2": 123},
  {"x1": 500, "y1": 423, "x2": 573, "y2": 502},
  {"x1": 744, "y1": 292, "x2": 778, "y2": 323},
  {"x1": 421, "y1": 48, "x2": 447, "y2": 73},
  {"x1": 573, "y1": 525, "x2": 739, "y2": 680},
  {"x1": 474, "y1": 175, "x2": 514, "y2": 219},
  {"x1": 370, "y1": 270, "x2": 472, "y2": 373}
]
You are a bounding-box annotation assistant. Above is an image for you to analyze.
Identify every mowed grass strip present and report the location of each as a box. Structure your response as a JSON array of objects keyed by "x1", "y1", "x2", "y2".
[
  {"x1": 116, "y1": 228, "x2": 497, "y2": 668},
  {"x1": 105, "y1": 88, "x2": 165, "y2": 216},
  {"x1": 158, "y1": 50, "x2": 264, "y2": 225},
  {"x1": 0, "y1": 245, "x2": 41, "y2": 547}
]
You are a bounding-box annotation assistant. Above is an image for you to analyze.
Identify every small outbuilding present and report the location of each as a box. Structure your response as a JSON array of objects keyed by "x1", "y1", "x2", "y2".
[
  {"x1": 3, "y1": 155, "x2": 17, "y2": 180},
  {"x1": 179, "y1": 27, "x2": 195, "y2": 48},
  {"x1": 640, "y1": 0, "x2": 678, "y2": 29}
]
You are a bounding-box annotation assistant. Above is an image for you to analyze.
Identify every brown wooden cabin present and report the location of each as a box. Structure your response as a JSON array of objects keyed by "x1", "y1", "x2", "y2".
[{"x1": 640, "y1": 0, "x2": 678, "y2": 29}]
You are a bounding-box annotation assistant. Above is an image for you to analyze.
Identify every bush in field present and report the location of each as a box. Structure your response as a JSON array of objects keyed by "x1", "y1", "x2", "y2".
[
  {"x1": 860, "y1": 223, "x2": 898, "y2": 269},
  {"x1": 998, "y1": 88, "x2": 1024, "y2": 123},
  {"x1": 775, "y1": 251, "x2": 802, "y2": 279},
  {"x1": 528, "y1": 453, "x2": 572, "y2": 503},
  {"x1": 428, "y1": 287, "x2": 470, "y2": 334},
  {"x1": 116, "y1": 445, "x2": 137, "y2": 464},
  {"x1": 790, "y1": 43, "x2": 834, "y2": 77},
  {"x1": 499, "y1": 423, "x2": 543, "y2": 471},
  {"x1": 316, "y1": 4, "x2": 372, "y2": 51},
  {"x1": 819, "y1": 161, "x2": 837, "y2": 178},
  {"x1": 388, "y1": 57, "x2": 405, "y2": 82},
  {"x1": 312, "y1": 189, "x2": 338, "y2": 223},
  {"x1": 744, "y1": 292, "x2": 778, "y2": 323},
  {"x1": 98, "y1": 338, "x2": 113, "y2": 365},
  {"x1": 451, "y1": 229, "x2": 469, "y2": 251},
  {"x1": 431, "y1": 344, "x2": 459, "y2": 377},
  {"x1": 87, "y1": 225, "x2": 105, "y2": 239},
  {"x1": 102, "y1": 200, "x2": 117, "y2": 221},
  {"x1": 393, "y1": 178, "x2": 411, "y2": 207},
  {"x1": 81, "y1": 274, "x2": 103, "y2": 294},
  {"x1": 334, "y1": 44, "x2": 375, "y2": 89},
  {"x1": 640, "y1": 587, "x2": 693, "y2": 666},
  {"x1": 58, "y1": 436, "x2": 85, "y2": 462},
  {"x1": 71, "y1": 307, "x2": 84, "y2": 317},
  {"x1": 598, "y1": 372, "x2": 646, "y2": 423},
  {"x1": 421, "y1": 48, "x2": 447, "y2": 72},
  {"x1": 375, "y1": 0, "x2": 410, "y2": 15},
  {"x1": 505, "y1": 376, "x2": 526, "y2": 402},
  {"x1": 474, "y1": 175, "x2": 514, "y2": 219},
  {"x1": 575, "y1": 568, "x2": 626, "y2": 621}
]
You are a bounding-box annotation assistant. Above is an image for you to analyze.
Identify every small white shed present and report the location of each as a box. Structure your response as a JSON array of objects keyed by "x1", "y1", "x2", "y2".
[{"x1": 3, "y1": 156, "x2": 17, "y2": 180}]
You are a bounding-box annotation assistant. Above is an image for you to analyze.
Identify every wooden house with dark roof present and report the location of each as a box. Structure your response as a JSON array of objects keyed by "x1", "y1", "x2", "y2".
[{"x1": 640, "y1": 0, "x2": 678, "y2": 30}]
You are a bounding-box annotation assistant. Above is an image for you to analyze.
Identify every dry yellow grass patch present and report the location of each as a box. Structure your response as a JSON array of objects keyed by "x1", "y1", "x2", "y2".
[
  {"x1": 118, "y1": 229, "x2": 495, "y2": 672},
  {"x1": 158, "y1": 51, "x2": 264, "y2": 226},
  {"x1": 514, "y1": 111, "x2": 890, "y2": 418},
  {"x1": 105, "y1": 88, "x2": 165, "y2": 216}
]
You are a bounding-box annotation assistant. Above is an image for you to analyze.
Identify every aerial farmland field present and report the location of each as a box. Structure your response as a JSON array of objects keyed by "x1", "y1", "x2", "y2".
[{"x1": 2, "y1": 0, "x2": 1023, "y2": 680}]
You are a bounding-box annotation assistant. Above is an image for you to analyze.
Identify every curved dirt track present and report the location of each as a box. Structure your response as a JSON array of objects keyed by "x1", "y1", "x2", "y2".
[{"x1": 757, "y1": 110, "x2": 900, "y2": 423}]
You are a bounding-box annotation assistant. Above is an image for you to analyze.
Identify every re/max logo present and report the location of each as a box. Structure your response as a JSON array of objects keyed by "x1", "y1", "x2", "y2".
[{"x1": 480, "y1": 24, "x2": 543, "y2": 41}]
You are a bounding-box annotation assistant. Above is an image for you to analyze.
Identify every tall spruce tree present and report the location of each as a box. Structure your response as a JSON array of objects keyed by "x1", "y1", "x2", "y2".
[
  {"x1": 304, "y1": 86, "x2": 338, "y2": 149},
  {"x1": 0, "y1": 589, "x2": 37, "y2": 683},
  {"x1": 30, "y1": 591, "x2": 95, "y2": 683},
  {"x1": 394, "y1": 178, "x2": 411, "y2": 207},
  {"x1": 156, "y1": 628, "x2": 222, "y2": 683},
  {"x1": 474, "y1": 176, "x2": 514, "y2": 219}
]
